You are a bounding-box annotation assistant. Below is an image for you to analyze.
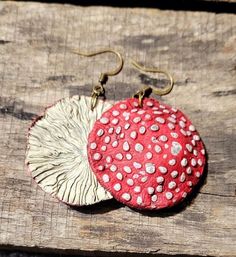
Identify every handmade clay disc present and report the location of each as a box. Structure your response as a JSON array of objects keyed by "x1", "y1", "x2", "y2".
[
  {"x1": 26, "y1": 95, "x2": 113, "y2": 206},
  {"x1": 88, "y1": 98, "x2": 206, "y2": 210}
]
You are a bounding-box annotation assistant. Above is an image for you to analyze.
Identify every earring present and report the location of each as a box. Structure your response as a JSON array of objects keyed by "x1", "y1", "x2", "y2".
[
  {"x1": 26, "y1": 49, "x2": 123, "y2": 206},
  {"x1": 87, "y1": 60, "x2": 206, "y2": 210}
]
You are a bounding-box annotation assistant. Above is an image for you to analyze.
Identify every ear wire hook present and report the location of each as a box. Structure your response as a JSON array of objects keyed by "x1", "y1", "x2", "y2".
[
  {"x1": 73, "y1": 49, "x2": 124, "y2": 111},
  {"x1": 131, "y1": 59, "x2": 174, "y2": 107}
]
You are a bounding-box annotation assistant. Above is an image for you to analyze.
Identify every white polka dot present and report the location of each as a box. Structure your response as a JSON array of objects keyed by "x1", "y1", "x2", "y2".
[
  {"x1": 145, "y1": 114, "x2": 151, "y2": 120},
  {"x1": 189, "y1": 125, "x2": 195, "y2": 131},
  {"x1": 186, "y1": 144, "x2": 193, "y2": 152},
  {"x1": 124, "y1": 123, "x2": 130, "y2": 130},
  {"x1": 127, "y1": 178, "x2": 134, "y2": 186},
  {"x1": 112, "y1": 140, "x2": 118, "y2": 148},
  {"x1": 100, "y1": 117, "x2": 109, "y2": 124},
  {"x1": 90, "y1": 142, "x2": 97, "y2": 150},
  {"x1": 169, "y1": 159, "x2": 176, "y2": 166},
  {"x1": 141, "y1": 176, "x2": 148, "y2": 183},
  {"x1": 101, "y1": 145, "x2": 107, "y2": 151},
  {"x1": 168, "y1": 123, "x2": 175, "y2": 130},
  {"x1": 112, "y1": 110, "x2": 120, "y2": 116},
  {"x1": 187, "y1": 131, "x2": 192, "y2": 136},
  {"x1": 102, "y1": 174, "x2": 110, "y2": 183},
  {"x1": 193, "y1": 135, "x2": 200, "y2": 141},
  {"x1": 123, "y1": 141, "x2": 130, "y2": 151},
  {"x1": 151, "y1": 195, "x2": 158, "y2": 202},
  {"x1": 98, "y1": 165, "x2": 104, "y2": 171},
  {"x1": 97, "y1": 129, "x2": 104, "y2": 137},
  {"x1": 154, "y1": 145, "x2": 162, "y2": 153},
  {"x1": 198, "y1": 159, "x2": 203, "y2": 166},
  {"x1": 180, "y1": 129, "x2": 187, "y2": 136},
  {"x1": 145, "y1": 163, "x2": 156, "y2": 174},
  {"x1": 156, "y1": 185, "x2": 163, "y2": 193},
  {"x1": 171, "y1": 141, "x2": 182, "y2": 156},
  {"x1": 165, "y1": 192, "x2": 173, "y2": 200},
  {"x1": 173, "y1": 188, "x2": 179, "y2": 194},
  {"x1": 195, "y1": 171, "x2": 201, "y2": 178},
  {"x1": 133, "y1": 117, "x2": 141, "y2": 123},
  {"x1": 187, "y1": 181, "x2": 193, "y2": 187},
  {"x1": 155, "y1": 117, "x2": 165, "y2": 124},
  {"x1": 112, "y1": 118, "x2": 119, "y2": 125},
  {"x1": 93, "y1": 153, "x2": 102, "y2": 161},
  {"x1": 156, "y1": 176, "x2": 164, "y2": 184},
  {"x1": 171, "y1": 170, "x2": 178, "y2": 178},
  {"x1": 147, "y1": 101, "x2": 153, "y2": 107},
  {"x1": 115, "y1": 126, "x2": 122, "y2": 134},
  {"x1": 106, "y1": 156, "x2": 112, "y2": 163},
  {"x1": 122, "y1": 193, "x2": 131, "y2": 201},
  {"x1": 104, "y1": 136, "x2": 111, "y2": 144},
  {"x1": 164, "y1": 144, "x2": 169, "y2": 149},
  {"x1": 186, "y1": 167, "x2": 192, "y2": 174},
  {"x1": 133, "y1": 174, "x2": 139, "y2": 179},
  {"x1": 168, "y1": 117, "x2": 176, "y2": 123},
  {"x1": 120, "y1": 103, "x2": 127, "y2": 109},
  {"x1": 159, "y1": 135, "x2": 168, "y2": 142},
  {"x1": 108, "y1": 127, "x2": 114, "y2": 134},
  {"x1": 158, "y1": 166, "x2": 167, "y2": 174},
  {"x1": 135, "y1": 143, "x2": 144, "y2": 152},
  {"x1": 179, "y1": 120, "x2": 185, "y2": 128},
  {"x1": 133, "y1": 162, "x2": 142, "y2": 169},
  {"x1": 114, "y1": 183, "x2": 121, "y2": 191},
  {"x1": 147, "y1": 187, "x2": 155, "y2": 194},
  {"x1": 130, "y1": 131, "x2": 137, "y2": 139},
  {"x1": 134, "y1": 186, "x2": 141, "y2": 193},
  {"x1": 139, "y1": 170, "x2": 145, "y2": 176},
  {"x1": 180, "y1": 173, "x2": 186, "y2": 182},
  {"x1": 181, "y1": 116, "x2": 186, "y2": 122},
  {"x1": 150, "y1": 124, "x2": 159, "y2": 131},
  {"x1": 124, "y1": 166, "x2": 132, "y2": 173},
  {"x1": 110, "y1": 165, "x2": 117, "y2": 172},
  {"x1": 146, "y1": 152, "x2": 153, "y2": 160},
  {"x1": 126, "y1": 153, "x2": 132, "y2": 160},
  {"x1": 191, "y1": 139, "x2": 196, "y2": 146},
  {"x1": 171, "y1": 107, "x2": 178, "y2": 113},
  {"x1": 191, "y1": 159, "x2": 197, "y2": 166},
  {"x1": 116, "y1": 172, "x2": 123, "y2": 180},
  {"x1": 181, "y1": 158, "x2": 188, "y2": 167},
  {"x1": 201, "y1": 149, "x2": 205, "y2": 155},
  {"x1": 193, "y1": 149, "x2": 198, "y2": 156},
  {"x1": 171, "y1": 132, "x2": 178, "y2": 138},
  {"x1": 182, "y1": 192, "x2": 187, "y2": 198},
  {"x1": 168, "y1": 181, "x2": 176, "y2": 189},
  {"x1": 120, "y1": 133, "x2": 125, "y2": 139},
  {"x1": 137, "y1": 196, "x2": 142, "y2": 205},
  {"x1": 115, "y1": 153, "x2": 123, "y2": 160},
  {"x1": 139, "y1": 126, "x2": 146, "y2": 134}
]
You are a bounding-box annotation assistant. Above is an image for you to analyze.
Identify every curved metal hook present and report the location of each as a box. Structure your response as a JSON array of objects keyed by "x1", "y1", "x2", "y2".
[
  {"x1": 131, "y1": 59, "x2": 174, "y2": 97},
  {"x1": 73, "y1": 49, "x2": 124, "y2": 84}
]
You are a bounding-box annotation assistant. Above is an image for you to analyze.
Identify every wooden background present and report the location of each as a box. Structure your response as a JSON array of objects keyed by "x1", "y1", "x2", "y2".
[{"x1": 0, "y1": 1, "x2": 235, "y2": 257}]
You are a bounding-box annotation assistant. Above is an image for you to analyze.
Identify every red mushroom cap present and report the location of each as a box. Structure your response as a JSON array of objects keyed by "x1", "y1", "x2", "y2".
[{"x1": 88, "y1": 98, "x2": 206, "y2": 210}]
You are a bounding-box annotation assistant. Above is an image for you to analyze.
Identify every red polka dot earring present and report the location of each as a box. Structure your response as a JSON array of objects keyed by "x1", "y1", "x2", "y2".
[
  {"x1": 26, "y1": 49, "x2": 124, "y2": 206},
  {"x1": 87, "y1": 59, "x2": 206, "y2": 210}
]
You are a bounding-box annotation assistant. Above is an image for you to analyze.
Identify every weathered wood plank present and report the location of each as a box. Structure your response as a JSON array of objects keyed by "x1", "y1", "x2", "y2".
[{"x1": 0, "y1": 1, "x2": 235, "y2": 257}]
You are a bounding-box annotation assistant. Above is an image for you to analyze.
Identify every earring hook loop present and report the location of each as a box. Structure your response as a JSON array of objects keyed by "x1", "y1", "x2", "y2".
[
  {"x1": 131, "y1": 59, "x2": 174, "y2": 107},
  {"x1": 73, "y1": 48, "x2": 124, "y2": 111}
]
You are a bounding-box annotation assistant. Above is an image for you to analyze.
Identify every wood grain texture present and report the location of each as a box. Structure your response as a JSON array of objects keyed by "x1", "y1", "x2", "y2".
[{"x1": 0, "y1": 1, "x2": 235, "y2": 257}]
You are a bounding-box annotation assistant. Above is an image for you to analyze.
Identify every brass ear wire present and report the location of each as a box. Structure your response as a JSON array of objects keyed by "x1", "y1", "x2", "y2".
[
  {"x1": 131, "y1": 59, "x2": 174, "y2": 107},
  {"x1": 73, "y1": 49, "x2": 124, "y2": 111}
]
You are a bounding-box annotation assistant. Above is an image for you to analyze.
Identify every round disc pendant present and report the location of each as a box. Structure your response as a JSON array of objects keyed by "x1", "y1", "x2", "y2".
[
  {"x1": 26, "y1": 95, "x2": 113, "y2": 206},
  {"x1": 88, "y1": 98, "x2": 206, "y2": 210}
]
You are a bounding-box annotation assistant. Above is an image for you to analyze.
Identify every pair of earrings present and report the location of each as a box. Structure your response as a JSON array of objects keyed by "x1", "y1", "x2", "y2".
[{"x1": 26, "y1": 49, "x2": 206, "y2": 211}]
